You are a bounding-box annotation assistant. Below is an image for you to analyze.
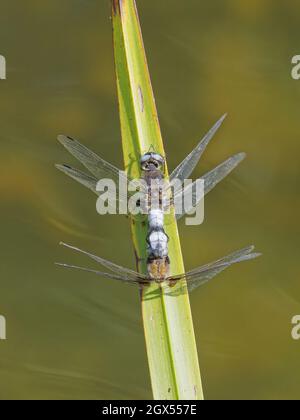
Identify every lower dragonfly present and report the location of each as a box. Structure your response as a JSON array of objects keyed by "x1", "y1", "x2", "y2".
[
  {"x1": 55, "y1": 115, "x2": 261, "y2": 291},
  {"x1": 57, "y1": 242, "x2": 260, "y2": 292}
]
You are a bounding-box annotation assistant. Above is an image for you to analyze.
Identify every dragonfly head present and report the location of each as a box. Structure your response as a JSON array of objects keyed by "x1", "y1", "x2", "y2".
[{"x1": 140, "y1": 153, "x2": 165, "y2": 172}]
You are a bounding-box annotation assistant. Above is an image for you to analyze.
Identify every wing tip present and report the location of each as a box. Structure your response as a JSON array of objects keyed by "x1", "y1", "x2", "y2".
[
  {"x1": 57, "y1": 134, "x2": 74, "y2": 145},
  {"x1": 214, "y1": 113, "x2": 227, "y2": 129},
  {"x1": 242, "y1": 245, "x2": 263, "y2": 257},
  {"x1": 220, "y1": 113, "x2": 228, "y2": 122},
  {"x1": 59, "y1": 241, "x2": 69, "y2": 248},
  {"x1": 250, "y1": 252, "x2": 262, "y2": 259},
  {"x1": 237, "y1": 152, "x2": 247, "y2": 161},
  {"x1": 55, "y1": 163, "x2": 72, "y2": 169},
  {"x1": 57, "y1": 134, "x2": 66, "y2": 143},
  {"x1": 210, "y1": 114, "x2": 225, "y2": 131},
  {"x1": 55, "y1": 262, "x2": 66, "y2": 267},
  {"x1": 239, "y1": 247, "x2": 262, "y2": 262},
  {"x1": 55, "y1": 163, "x2": 70, "y2": 171}
]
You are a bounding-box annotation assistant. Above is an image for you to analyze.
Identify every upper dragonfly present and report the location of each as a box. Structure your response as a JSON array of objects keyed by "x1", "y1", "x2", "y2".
[
  {"x1": 55, "y1": 114, "x2": 245, "y2": 219},
  {"x1": 56, "y1": 115, "x2": 260, "y2": 291}
]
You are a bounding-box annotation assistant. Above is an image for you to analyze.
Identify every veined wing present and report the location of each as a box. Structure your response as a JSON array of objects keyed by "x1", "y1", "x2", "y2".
[
  {"x1": 59, "y1": 242, "x2": 148, "y2": 282},
  {"x1": 57, "y1": 135, "x2": 138, "y2": 200},
  {"x1": 57, "y1": 134, "x2": 128, "y2": 183},
  {"x1": 56, "y1": 135, "x2": 140, "y2": 204},
  {"x1": 167, "y1": 246, "x2": 261, "y2": 292},
  {"x1": 187, "y1": 245, "x2": 255, "y2": 275},
  {"x1": 170, "y1": 114, "x2": 227, "y2": 184},
  {"x1": 56, "y1": 243, "x2": 261, "y2": 290},
  {"x1": 202, "y1": 152, "x2": 246, "y2": 196},
  {"x1": 55, "y1": 164, "x2": 98, "y2": 195},
  {"x1": 55, "y1": 263, "x2": 148, "y2": 286},
  {"x1": 55, "y1": 163, "x2": 125, "y2": 210},
  {"x1": 175, "y1": 153, "x2": 246, "y2": 220}
]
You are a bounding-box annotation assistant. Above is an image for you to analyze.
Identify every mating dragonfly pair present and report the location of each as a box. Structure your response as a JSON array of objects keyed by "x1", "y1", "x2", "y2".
[{"x1": 56, "y1": 115, "x2": 261, "y2": 292}]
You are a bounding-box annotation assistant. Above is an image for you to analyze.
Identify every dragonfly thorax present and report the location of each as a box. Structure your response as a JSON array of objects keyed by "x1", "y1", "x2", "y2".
[{"x1": 147, "y1": 256, "x2": 170, "y2": 281}]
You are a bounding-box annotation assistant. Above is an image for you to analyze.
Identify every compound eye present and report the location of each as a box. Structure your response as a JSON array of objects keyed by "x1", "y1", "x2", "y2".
[
  {"x1": 156, "y1": 160, "x2": 166, "y2": 171},
  {"x1": 141, "y1": 161, "x2": 150, "y2": 171},
  {"x1": 153, "y1": 155, "x2": 165, "y2": 169},
  {"x1": 141, "y1": 154, "x2": 151, "y2": 170}
]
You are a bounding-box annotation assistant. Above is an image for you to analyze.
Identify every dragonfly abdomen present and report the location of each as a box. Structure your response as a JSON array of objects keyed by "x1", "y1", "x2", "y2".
[
  {"x1": 147, "y1": 209, "x2": 170, "y2": 280},
  {"x1": 148, "y1": 208, "x2": 164, "y2": 230},
  {"x1": 147, "y1": 228, "x2": 169, "y2": 259},
  {"x1": 147, "y1": 206, "x2": 168, "y2": 256}
]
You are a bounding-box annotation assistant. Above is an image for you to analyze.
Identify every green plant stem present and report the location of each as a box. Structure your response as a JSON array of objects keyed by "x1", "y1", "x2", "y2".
[{"x1": 112, "y1": 0, "x2": 203, "y2": 400}]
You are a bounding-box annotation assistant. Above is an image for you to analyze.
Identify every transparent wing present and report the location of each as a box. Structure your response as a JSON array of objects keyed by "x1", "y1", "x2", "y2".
[
  {"x1": 57, "y1": 134, "x2": 128, "y2": 182},
  {"x1": 175, "y1": 153, "x2": 246, "y2": 220},
  {"x1": 55, "y1": 163, "x2": 126, "y2": 211},
  {"x1": 55, "y1": 164, "x2": 98, "y2": 195},
  {"x1": 55, "y1": 263, "x2": 148, "y2": 286},
  {"x1": 168, "y1": 246, "x2": 261, "y2": 292},
  {"x1": 59, "y1": 242, "x2": 148, "y2": 282},
  {"x1": 186, "y1": 246, "x2": 256, "y2": 275},
  {"x1": 57, "y1": 243, "x2": 260, "y2": 290},
  {"x1": 57, "y1": 135, "x2": 134, "y2": 203},
  {"x1": 202, "y1": 152, "x2": 246, "y2": 196},
  {"x1": 170, "y1": 114, "x2": 227, "y2": 184}
]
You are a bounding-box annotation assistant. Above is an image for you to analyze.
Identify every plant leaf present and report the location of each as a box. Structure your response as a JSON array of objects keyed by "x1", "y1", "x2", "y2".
[{"x1": 112, "y1": 0, "x2": 203, "y2": 400}]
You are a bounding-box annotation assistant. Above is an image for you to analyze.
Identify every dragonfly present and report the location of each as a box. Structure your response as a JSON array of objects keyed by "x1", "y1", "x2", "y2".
[
  {"x1": 55, "y1": 114, "x2": 246, "y2": 219},
  {"x1": 56, "y1": 242, "x2": 260, "y2": 292},
  {"x1": 56, "y1": 114, "x2": 260, "y2": 291}
]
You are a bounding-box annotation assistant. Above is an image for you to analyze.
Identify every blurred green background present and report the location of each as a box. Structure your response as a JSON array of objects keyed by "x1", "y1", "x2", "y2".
[{"x1": 0, "y1": 0, "x2": 299, "y2": 400}]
